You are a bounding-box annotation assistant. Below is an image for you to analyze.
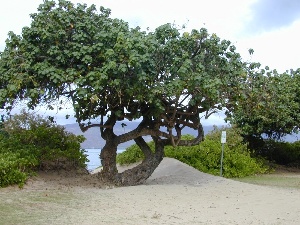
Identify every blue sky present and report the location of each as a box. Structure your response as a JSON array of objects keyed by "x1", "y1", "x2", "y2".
[{"x1": 1, "y1": 0, "x2": 300, "y2": 125}]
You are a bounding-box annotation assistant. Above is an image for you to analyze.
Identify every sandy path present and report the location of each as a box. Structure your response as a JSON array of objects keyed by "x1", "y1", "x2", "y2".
[{"x1": 1, "y1": 158, "x2": 300, "y2": 225}]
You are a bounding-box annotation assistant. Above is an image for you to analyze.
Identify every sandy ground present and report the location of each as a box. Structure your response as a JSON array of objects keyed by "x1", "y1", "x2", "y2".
[{"x1": 1, "y1": 157, "x2": 300, "y2": 225}]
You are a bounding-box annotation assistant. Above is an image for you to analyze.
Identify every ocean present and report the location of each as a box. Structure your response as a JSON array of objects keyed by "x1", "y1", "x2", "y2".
[{"x1": 85, "y1": 148, "x2": 125, "y2": 171}]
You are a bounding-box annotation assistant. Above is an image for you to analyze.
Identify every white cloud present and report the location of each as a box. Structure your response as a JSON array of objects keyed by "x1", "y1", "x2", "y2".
[
  {"x1": 0, "y1": 0, "x2": 39, "y2": 50},
  {"x1": 236, "y1": 19, "x2": 300, "y2": 72},
  {"x1": 1, "y1": 99, "x2": 77, "y2": 125},
  {"x1": 80, "y1": 0, "x2": 254, "y2": 40},
  {"x1": 245, "y1": 0, "x2": 300, "y2": 34},
  {"x1": 201, "y1": 112, "x2": 228, "y2": 126}
]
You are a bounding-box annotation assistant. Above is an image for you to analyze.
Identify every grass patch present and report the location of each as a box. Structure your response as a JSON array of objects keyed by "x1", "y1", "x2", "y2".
[
  {"x1": 0, "y1": 189, "x2": 76, "y2": 225},
  {"x1": 234, "y1": 174, "x2": 300, "y2": 190}
]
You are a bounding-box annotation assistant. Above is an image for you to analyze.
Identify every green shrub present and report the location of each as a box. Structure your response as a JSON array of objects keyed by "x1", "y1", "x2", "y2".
[
  {"x1": 117, "y1": 141, "x2": 155, "y2": 165},
  {"x1": 117, "y1": 126, "x2": 269, "y2": 178},
  {"x1": 251, "y1": 139, "x2": 300, "y2": 166},
  {"x1": 0, "y1": 110, "x2": 88, "y2": 188},
  {"x1": 0, "y1": 151, "x2": 38, "y2": 188}
]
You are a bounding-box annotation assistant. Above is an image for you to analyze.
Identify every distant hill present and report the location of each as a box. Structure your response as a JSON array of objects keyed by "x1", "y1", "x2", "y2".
[{"x1": 64, "y1": 122, "x2": 217, "y2": 149}]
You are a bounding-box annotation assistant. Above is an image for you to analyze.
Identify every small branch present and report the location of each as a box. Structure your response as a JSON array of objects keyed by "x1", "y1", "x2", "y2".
[
  {"x1": 205, "y1": 109, "x2": 217, "y2": 119},
  {"x1": 169, "y1": 128, "x2": 176, "y2": 147},
  {"x1": 179, "y1": 94, "x2": 191, "y2": 106},
  {"x1": 174, "y1": 124, "x2": 182, "y2": 146},
  {"x1": 176, "y1": 110, "x2": 197, "y2": 116},
  {"x1": 100, "y1": 115, "x2": 104, "y2": 135},
  {"x1": 175, "y1": 119, "x2": 198, "y2": 129},
  {"x1": 79, "y1": 123, "x2": 112, "y2": 132},
  {"x1": 117, "y1": 119, "x2": 170, "y2": 144},
  {"x1": 161, "y1": 123, "x2": 204, "y2": 147}
]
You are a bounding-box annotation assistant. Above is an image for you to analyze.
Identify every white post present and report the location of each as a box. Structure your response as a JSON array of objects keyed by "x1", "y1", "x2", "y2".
[{"x1": 220, "y1": 131, "x2": 226, "y2": 177}]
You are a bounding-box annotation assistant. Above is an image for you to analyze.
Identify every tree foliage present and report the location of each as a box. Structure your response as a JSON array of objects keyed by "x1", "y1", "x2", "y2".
[
  {"x1": 250, "y1": 139, "x2": 300, "y2": 166},
  {"x1": 0, "y1": 0, "x2": 247, "y2": 185},
  {"x1": 228, "y1": 64, "x2": 300, "y2": 139}
]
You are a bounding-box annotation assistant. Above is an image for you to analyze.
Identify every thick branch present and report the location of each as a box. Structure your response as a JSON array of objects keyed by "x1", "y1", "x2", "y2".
[
  {"x1": 79, "y1": 123, "x2": 111, "y2": 132},
  {"x1": 134, "y1": 136, "x2": 153, "y2": 159},
  {"x1": 117, "y1": 125, "x2": 170, "y2": 144},
  {"x1": 102, "y1": 114, "x2": 117, "y2": 140}
]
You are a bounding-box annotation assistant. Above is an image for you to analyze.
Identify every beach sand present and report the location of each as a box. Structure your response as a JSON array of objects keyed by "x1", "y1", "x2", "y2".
[{"x1": 1, "y1": 157, "x2": 300, "y2": 225}]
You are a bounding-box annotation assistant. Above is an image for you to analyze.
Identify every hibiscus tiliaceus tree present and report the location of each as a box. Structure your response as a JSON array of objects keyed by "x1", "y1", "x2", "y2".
[
  {"x1": 228, "y1": 64, "x2": 300, "y2": 141},
  {"x1": 0, "y1": 0, "x2": 246, "y2": 185}
]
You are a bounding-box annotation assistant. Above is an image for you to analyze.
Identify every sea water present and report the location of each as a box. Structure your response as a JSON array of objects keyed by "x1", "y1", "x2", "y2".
[{"x1": 85, "y1": 149, "x2": 125, "y2": 171}]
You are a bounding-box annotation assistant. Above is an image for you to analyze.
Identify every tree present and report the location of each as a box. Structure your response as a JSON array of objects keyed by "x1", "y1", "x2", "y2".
[
  {"x1": 0, "y1": 0, "x2": 246, "y2": 185},
  {"x1": 228, "y1": 64, "x2": 300, "y2": 141}
]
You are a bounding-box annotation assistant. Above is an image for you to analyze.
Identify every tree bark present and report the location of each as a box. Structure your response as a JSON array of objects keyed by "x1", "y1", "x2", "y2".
[
  {"x1": 99, "y1": 135, "x2": 164, "y2": 186},
  {"x1": 99, "y1": 139, "x2": 118, "y2": 183},
  {"x1": 115, "y1": 137, "x2": 164, "y2": 186},
  {"x1": 98, "y1": 117, "x2": 203, "y2": 186}
]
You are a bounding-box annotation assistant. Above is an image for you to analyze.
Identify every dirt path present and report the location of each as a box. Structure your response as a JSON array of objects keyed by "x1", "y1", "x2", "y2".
[{"x1": 1, "y1": 158, "x2": 300, "y2": 225}]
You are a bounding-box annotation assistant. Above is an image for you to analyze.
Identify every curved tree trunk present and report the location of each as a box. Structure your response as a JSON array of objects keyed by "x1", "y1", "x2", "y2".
[
  {"x1": 98, "y1": 117, "x2": 204, "y2": 186},
  {"x1": 99, "y1": 142, "x2": 118, "y2": 183},
  {"x1": 99, "y1": 136, "x2": 164, "y2": 186},
  {"x1": 115, "y1": 137, "x2": 164, "y2": 186}
]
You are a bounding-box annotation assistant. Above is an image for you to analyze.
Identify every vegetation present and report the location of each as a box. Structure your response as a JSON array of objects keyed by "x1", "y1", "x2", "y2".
[
  {"x1": 228, "y1": 65, "x2": 300, "y2": 140},
  {"x1": 235, "y1": 174, "x2": 300, "y2": 190},
  {"x1": 248, "y1": 138, "x2": 300, "y2": 167},
  {"x1": 1, "y1": 1, "x2": 299, "y2": 186},
  {"x1": 0, "y1": 0, "x2": 249, "y2": 185},
  {"x1": 117, "y1": 126, "x2": 269, "y2": 178},
  {"x1": 0, "y1": 110, "x2": 87, "y2": 188},
  {"x1": 225, "y1": 60, "x2": 300, "y2": 171}
]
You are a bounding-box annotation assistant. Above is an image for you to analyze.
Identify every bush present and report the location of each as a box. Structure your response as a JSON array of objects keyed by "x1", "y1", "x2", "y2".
[
  {"x1": 0, "y1": 110, "x2": 88, "y2": 188},
  {"x1": 117, "y1": 126, "x2": 269, "y2": 178},
  {"x1": 0, "y1": 151, "x2": 38, "y2": 188},
  {"x1": 251, "y1": 138, "x2": 300, "y2": 166}
]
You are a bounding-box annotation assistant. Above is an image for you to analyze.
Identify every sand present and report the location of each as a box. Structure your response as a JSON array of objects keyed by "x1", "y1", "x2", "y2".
[{"x1": 1, "y1": 157, "x2": 300, "y2": 225}]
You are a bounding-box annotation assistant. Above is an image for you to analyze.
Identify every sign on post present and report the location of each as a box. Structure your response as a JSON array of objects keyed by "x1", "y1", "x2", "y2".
[
  {"x1": 220, "y1": 131, "x2": 226, "y2": 177},
  {"x1": 221, "y1": 131, "x2": 226, "y2": 143}
]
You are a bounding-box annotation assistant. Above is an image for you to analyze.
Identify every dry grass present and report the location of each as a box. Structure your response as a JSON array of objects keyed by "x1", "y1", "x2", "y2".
[{"x1": 234, "y1": 165, "x2": 300, "y2": 190}]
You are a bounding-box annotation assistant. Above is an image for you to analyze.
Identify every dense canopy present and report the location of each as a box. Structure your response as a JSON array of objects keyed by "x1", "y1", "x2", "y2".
[
  {"x1": 0, "y1": 0, "x2": 258, "y2": 185},
  {"x1": 228, "y1": 65, "x2": 300, "y2": 139}
]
